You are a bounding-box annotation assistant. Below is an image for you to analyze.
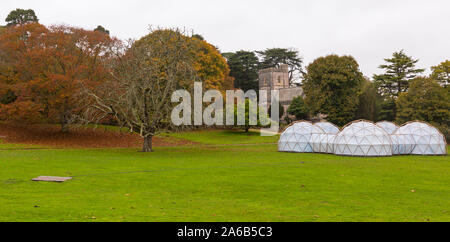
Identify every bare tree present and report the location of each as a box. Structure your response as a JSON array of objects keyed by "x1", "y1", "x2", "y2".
[{"x1": 84, "y1": 28, "x2": 196, "y2": 152}]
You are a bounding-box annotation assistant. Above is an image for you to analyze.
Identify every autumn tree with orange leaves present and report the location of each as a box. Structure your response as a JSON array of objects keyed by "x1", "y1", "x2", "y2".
[
  {"x1": 190, "y1": 36, "x2": 234, "y2": 93},
  {"x1": 0, "y1": 23, "x2": 120, "y2": 132}
]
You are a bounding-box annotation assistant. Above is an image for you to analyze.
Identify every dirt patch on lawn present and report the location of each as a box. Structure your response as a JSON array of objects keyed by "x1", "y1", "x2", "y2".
[{"x1": 0, "y1": 124, "x2": 195, "y2": 148}]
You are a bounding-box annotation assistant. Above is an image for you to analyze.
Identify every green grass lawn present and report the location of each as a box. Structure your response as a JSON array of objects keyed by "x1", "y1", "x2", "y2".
[
  {"x1": 164, "y1": 129, "x2": 279, "y2": 144},
  {"x1": 0, "y1": 130, "x2": 449, "y2": 222}
]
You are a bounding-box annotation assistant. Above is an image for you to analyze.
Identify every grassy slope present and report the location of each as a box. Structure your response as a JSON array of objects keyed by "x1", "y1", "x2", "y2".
[
  {"x1": 0, "y1": 140, "x2": 47, "y2": 149},
  {"x1": 0, "y1": 130, "x2": 449, "y2": 222}
]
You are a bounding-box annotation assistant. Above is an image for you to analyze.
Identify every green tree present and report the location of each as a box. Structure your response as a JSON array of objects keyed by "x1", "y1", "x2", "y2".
[
  {"x1": 373, "y1": 50, "x2": 424, "y2": 121},
  {"x1": 303, "y1": 55, "x2": 364, "y2": 126},
  {"x1": 5, "y1": 9, "x2": 38, "y2": 26},
  {"x1": 378, "y1": 98, "x2": 396, "y2": 121},
  {"x1": 396, "y1": 77, "x2": 450, "y2": 140},
  {"x1": 374, "y1": 50, "x2": 425, "y2": 98},
  {"x1": 94, "y1": 25, "x2": 110, "y2": 35},
  {"x1": 227, "y1": 51, "x2": 260, "y2": 91},
  {"x1": 233, "y1": 99, "x2": 264, "y2": 133},
  {"x1": 192, "y1": 34, "x2": 204, "y2": 40},
  {"x1": 431, "y1": 60, "x2": 450, "y2": 87},
  {"x1": 257, "y1": 48, "x2": 303, "y2": 85},
  {"x1": 356, "y1": 78, "x2": 381, "y2": 121},
  {"x1": 287, "y1": 96, "x2": 308, "y2": 120},
  {"x1": 221, "y1": 52, "x2": 233, "y2": 60}
]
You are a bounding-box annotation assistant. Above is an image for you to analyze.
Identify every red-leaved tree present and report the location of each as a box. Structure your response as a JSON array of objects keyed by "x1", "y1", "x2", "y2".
[{"x1": 0, "y1": 23, "x2": 120, "y2": 132}]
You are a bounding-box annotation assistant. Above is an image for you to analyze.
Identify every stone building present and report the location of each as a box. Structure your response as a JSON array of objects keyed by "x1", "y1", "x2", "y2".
[{"x1": 258, "y1": 64, "x2": 303, "y2": 117}]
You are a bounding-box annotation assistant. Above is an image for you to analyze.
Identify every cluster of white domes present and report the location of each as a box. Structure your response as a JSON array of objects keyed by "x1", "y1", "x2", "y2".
[
  {"x1": 278, "y1": 120, "x2": 447, "y2": 157},
  {"x1": 278, "y1": 122, "x2": 324, "y2": 153},
  {"x1": 393, "y1": 122, "x2": 447, "y2": 155},
  {"x1": 376, "y1": 121, "x2": 399, "y2": 134},
  {"x1": 335, "y1": 121, "x2": 393, "y2": 156},
  {"x1": 310, "y1": 122, "x2": 340, "y2": 154}
]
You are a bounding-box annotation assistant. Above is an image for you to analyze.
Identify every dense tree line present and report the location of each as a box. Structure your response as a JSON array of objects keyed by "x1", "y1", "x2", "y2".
[
  {"x1": 227, "y1": 46, "x2": 448, "y2": 138},
  {"x1": 225, "y1": 48, "x2": 303, "y2": 92},
  {"x1": 0, "y1": 8, "x2": 449, "y2": 148}
]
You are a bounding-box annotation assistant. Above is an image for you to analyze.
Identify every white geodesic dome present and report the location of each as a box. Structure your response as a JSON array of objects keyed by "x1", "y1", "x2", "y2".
[
  {"x1": 394, "y1": 121, "x2": 447, "y2": 155},
  {"x1": 314, "y1": 122, "x2": 340, "y2": 134},
  {"x1": 311, "y1": 133, "x2": 337, "y2": 154},
  {"x1": 391, "y1": 134, "x2": 416, "y2": 155},
  {"x1": 278, "y1": 121, "x2": 325, "y2": 153},
  {"x1": 334, "y1": 120, "x2": 393, "y2": 157},
  {"x1": 376, "y1": 121, "x2": 399, "y2": 134}
]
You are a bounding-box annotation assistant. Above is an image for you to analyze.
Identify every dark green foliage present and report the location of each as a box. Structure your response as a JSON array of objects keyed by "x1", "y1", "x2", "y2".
[
  {"x1": 227, "y1": 51, "x2": 259, "y2": 92},
  {"x1": 378, "y1": 98, "x2": 396, "y2": 121},
  {"x1": 287, "y1": 96, "x2": 308, "y2": 120},
  {"x1": 257, "y1": 48, "x2": 303, "y2": 85},
  {"x1": 192, "y1": 34, "x2": 204, "y2": 40},
  {"x1": 303, "y1": 55, "x2": 364, "y2": 126},
  {"x1": 396, "y1": 77, "x2": 450, "y2": 140},
  {"x1": 0, "y1": 89, "x2": 17, "y2": 104},
  {"x1": 94, "y1": 25, "x2": 110, "y2": 35},
  {"x1": 374, "y1": 50, "x2": 424, "y2": 98},
  {"x1": 431, "y1": 60, "x2": 450, "y2": 87},
  {"x1": 5, "y1": 9, "x2": 38, "y2": 26},
  {"x1": 221, "y1": 52, "x2": 233, "y2": 60},
  {"x1": 356, "y1": 79, "x2": 381, "y2": 121}
]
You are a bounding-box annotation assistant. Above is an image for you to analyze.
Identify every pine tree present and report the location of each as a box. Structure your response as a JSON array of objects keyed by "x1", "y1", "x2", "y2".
[
  {"x1": 373, "y1": 50, "x2": 424, "y2": 120},
  {"x1": 94, "y1": 25, "x2": 110, "y2": 35},
  {"x1": 257, "y1": 48, "x2": 303, "y2": 85},
  {"x1": 374, "y1": 50, "x2": 424, "y2": 98},
  {"x1": 227, "y1": 51, "x2": 260, "y2": 92},
  {"x1": 431, "y1": 60, "x2": 450, "y2": 87}
]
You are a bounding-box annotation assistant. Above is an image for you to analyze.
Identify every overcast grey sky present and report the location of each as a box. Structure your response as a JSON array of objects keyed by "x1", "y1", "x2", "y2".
[{"x1": 1, "y1": 0, "x2": 449, "y2": 77}]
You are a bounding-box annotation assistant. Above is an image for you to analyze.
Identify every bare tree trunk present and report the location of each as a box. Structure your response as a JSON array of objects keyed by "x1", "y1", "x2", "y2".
[
  {"x1": 60, "y1": 115, "x2": 69, "y2": 133},
  {"x1": 142, "y1": 136, "x2": 153, "y2": 152},
  {"x1": 61, "y1": 122, "x2": 69, "y2": 133},
  {"x1": 60, "y1": 104, "x2": 70, "y2": 133}
]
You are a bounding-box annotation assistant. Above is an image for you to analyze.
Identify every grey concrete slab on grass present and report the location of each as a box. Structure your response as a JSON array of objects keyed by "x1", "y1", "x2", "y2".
[{"x1": 32, "y1": 176, "x2": 72, "y2": 182}]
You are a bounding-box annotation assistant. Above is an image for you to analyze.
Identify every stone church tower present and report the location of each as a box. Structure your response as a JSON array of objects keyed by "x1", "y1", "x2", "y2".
[
  {"x1": 259, "y1": 64, "x2": 290, "y2": 96},
  {"x1": 258, "y1": 64, "x2": 304, "y2": 118}
]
